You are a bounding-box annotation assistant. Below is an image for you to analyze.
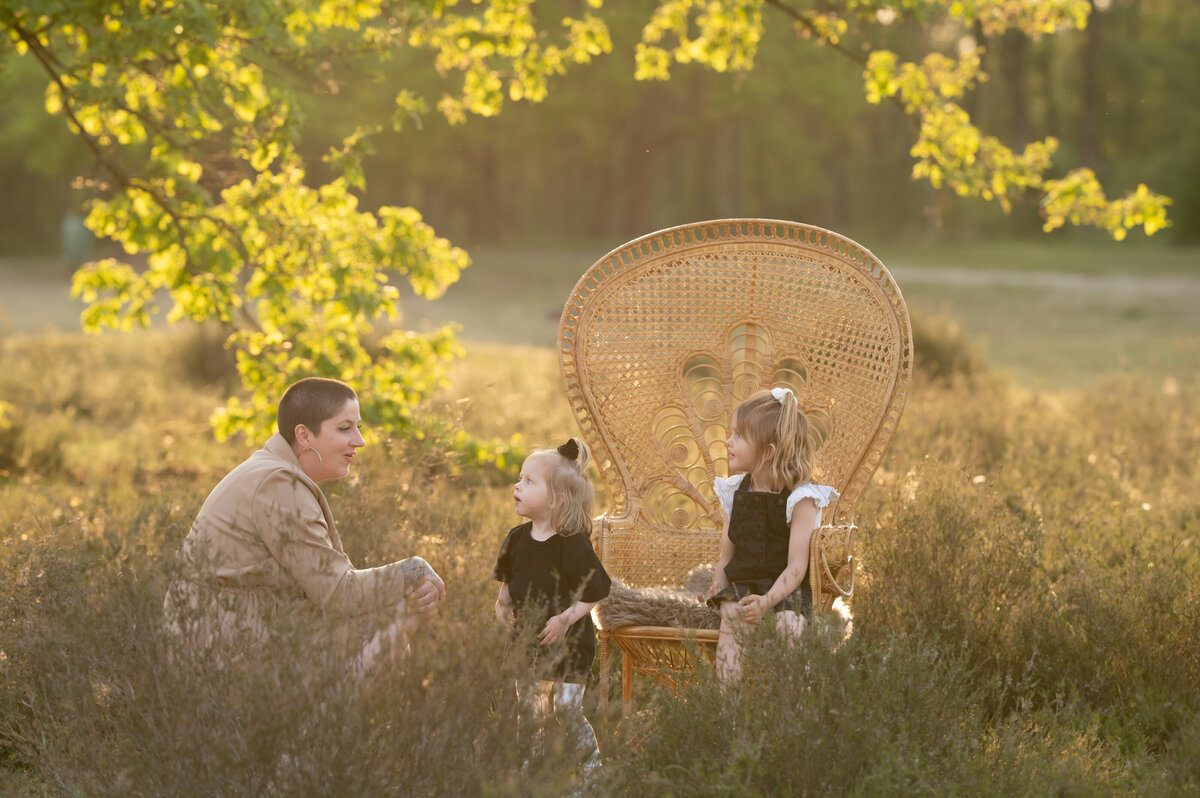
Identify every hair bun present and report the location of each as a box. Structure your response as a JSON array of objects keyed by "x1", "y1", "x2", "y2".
[{"x1": 556, "y1": 439, "x2": 580, "y2": 460}]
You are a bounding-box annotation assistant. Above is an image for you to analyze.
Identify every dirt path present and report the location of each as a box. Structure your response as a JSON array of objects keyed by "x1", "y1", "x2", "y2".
[{"x1": 888, "y1": 263, "x2": 1200, "y2": 297}]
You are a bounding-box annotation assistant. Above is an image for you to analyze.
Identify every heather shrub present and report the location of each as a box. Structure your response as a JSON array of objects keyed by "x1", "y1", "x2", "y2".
[
  {"x1": 174, "y1": 322, "x2": 240, "y2": 390},
  {"x1": 0, "y1": 402, "x2": 70, "y2": 480},
  {"x1": 857, "y1": 373, "x2": 1200, "y2": 753},
  {"x1": 3, "y1": 328, "x2": 1200, "y2": 794},
  {"x1": 0, "y1": 469, "x2": 590, "y2": 796},
  {"x1": 854, "y1": 459, "x2": 1047, "y2": 703},
  {"x1": 605, "y1": 631, "x2": 1141, "y2": 797},
  {"x1": 909, "y1": 310, "x2": 982, "y2": 385}
]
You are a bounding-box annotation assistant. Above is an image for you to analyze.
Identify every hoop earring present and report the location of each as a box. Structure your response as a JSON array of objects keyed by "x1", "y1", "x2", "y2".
[{"x1": 300, "y1": 446, "x2": 324, "y2": 471}]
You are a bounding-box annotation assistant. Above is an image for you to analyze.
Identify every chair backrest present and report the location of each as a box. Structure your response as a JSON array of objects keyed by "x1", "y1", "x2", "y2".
[{"x1": 559, "y1": 220, "x2": 912, "y2": 587}]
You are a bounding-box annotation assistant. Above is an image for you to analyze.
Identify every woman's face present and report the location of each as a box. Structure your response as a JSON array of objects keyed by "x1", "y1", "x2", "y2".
[{"x1": 297, "y1": 398, "x2": 365, "y2": 481}]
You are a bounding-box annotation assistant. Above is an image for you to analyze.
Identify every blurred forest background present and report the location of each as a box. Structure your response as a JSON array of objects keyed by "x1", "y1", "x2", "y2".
[
  {"x1": 3, "y1": 2, "x2": 1200, "y2": 792},
  {"x1": 2, "y1": 0, "x2": 1198, "y2": 257}
]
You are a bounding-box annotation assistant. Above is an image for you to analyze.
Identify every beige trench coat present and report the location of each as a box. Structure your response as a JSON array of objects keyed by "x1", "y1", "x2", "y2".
[{"x1": 163, "y1": 433, "x2": 408, "y2": 659}]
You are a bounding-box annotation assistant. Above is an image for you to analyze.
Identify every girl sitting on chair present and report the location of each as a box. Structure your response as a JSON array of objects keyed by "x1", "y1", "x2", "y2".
[{"x1": 703, "y1": 388, "x2": 838, "y2": 682}]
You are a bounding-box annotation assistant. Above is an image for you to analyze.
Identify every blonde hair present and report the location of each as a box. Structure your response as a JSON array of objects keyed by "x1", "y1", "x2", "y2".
[
  {"x1": 528, "y1": 438, "x2": 595, "y2": 537},
  {"x1": 731, "y1": 389, "x2": 817, "y2": 493}
]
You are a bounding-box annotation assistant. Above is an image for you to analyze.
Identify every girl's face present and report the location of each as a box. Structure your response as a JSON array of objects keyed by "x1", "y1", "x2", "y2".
[
  {"x1": 298, "y1": 398, "x2": 365, "y2": 482},
  {"x1": 513, "y1": 455, "x2": 553, "y2": 521},
  {"x1": 726, "y1": 422, "x2": 759, "y2": 474}
]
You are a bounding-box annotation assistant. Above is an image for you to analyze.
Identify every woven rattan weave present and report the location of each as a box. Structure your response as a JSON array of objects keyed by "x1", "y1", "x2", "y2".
[{"x1": 558, "y1": 219, "x2": 912, "y2": 707}]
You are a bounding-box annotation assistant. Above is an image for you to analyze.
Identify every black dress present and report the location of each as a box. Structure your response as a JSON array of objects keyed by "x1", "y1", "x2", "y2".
[
  {"x1": 706, "y1": 476, "x2": 813, "y2": 617},
  {"x1": 492, "y1": 522, "x2": 611, "y2": 683}
]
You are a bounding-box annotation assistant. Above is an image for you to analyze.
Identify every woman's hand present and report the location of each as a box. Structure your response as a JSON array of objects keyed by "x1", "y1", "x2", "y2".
[
  {"x1": 400, "y1": 557, "x2": 446, "y2": 614},
  {"x1": 737, "y1": 594, "x2": 767, "y2": 625},
  {"x1": 406, "y1": 573, "x2": 445, "y2": 615},
  {"x1": 538, "y1": 613, "x2": 570, "y2": 646}
]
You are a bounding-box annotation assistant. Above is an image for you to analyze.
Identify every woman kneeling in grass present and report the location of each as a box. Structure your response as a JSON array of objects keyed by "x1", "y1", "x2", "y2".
[{"x1": 163, "y1": 377, "x2": 445, "y2": 674}]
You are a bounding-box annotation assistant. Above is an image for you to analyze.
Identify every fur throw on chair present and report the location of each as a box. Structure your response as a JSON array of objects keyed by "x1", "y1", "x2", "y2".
[
  {"x1": 594, "y1": 563, "x2": 855, "y2": 642},
  {"x1": 594, "y1": 564, "x2": 720, "y2": 630}
]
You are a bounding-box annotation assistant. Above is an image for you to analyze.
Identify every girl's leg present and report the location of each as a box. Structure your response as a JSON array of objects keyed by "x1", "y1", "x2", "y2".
[
  {"x1": 553, "y1": 682, "x2": 601, "y2": 775},
  {"x1": 773, "y1": 609, "x2": 807, "y2": 642},
  {"x1": 716, "y1": 601, "x2": 744, "y2": 683},
  {"x1": 517, "y1": 679, "x2": 555, "y2": 767}
]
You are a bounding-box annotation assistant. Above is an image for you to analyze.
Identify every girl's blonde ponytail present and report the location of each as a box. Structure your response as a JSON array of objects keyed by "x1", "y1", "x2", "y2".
[{"x1": 733, "y1": 389, "x2": 815, "y2": 492}]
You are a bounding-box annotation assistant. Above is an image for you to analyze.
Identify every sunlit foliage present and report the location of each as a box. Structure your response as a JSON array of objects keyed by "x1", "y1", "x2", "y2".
[
  {"x1": 0, "y1": 0, "x2": 610, "y2": 444},
  {"x1": 0, "y1": 0, "x2": 1172, "y2": 445}
]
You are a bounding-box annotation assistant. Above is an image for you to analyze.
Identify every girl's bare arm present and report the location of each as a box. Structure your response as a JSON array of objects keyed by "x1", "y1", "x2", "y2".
[
  {"x1": 737, "y1": 498, "x2": 818, "y2": 623},
  {"x1": 494, "y1": 582, "x2": 514, "y2": 624},
  {"x1": 539, "y1": 599, "x2": 598, "y2": 645},
  {"x1": 762, "y1": 498, "x2": 818, "y2": 608}
]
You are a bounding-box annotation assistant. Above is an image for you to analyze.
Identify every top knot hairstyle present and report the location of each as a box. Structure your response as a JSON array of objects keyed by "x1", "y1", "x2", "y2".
[
  {"x1": 732, "y1": 388, "x2": 820, "y2": 493},
  {"x1": 531, "y1": 437, "x2": 594, "y2": 537},
  {"x1": 278, "y1": 377, "x2": 357, "y2": 445}
]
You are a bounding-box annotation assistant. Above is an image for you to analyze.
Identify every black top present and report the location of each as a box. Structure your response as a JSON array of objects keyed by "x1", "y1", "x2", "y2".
[{"x1": 492, "y1": 521, "x2": 611, "y2": 682}]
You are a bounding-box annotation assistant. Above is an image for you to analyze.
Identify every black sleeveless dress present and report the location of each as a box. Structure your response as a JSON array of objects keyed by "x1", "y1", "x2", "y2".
[{"x1": 706, "y1": 476, "x2": 812, "y2": 617}]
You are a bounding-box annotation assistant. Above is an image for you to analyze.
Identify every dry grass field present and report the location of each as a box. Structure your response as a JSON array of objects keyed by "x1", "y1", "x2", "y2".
[
  {"x1": 5, "y1": 239, "x2": 1199, "y2": 388},
  {"x1": 1, "y1": 241, "x2": 1198, "y2": 794}
]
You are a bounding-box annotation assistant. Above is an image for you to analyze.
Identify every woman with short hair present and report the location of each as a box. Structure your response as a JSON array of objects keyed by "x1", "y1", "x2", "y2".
[{"x1": 163, "y1": 377, "x2": 444, "y2": 672}]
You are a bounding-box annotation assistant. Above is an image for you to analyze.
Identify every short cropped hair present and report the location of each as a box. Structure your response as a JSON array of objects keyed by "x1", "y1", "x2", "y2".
[{"x1": 277, "y1": 378, "x2": 357, "y2": 445}]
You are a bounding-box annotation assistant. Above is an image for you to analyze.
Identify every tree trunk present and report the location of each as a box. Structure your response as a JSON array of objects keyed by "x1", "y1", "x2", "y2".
[
  {"x1": 1037, "y1": 41, "x2": 1059, "y2": 141},
  {"x1": 1000, "y1": 30, "x2": 1030, "y2": 148},
  {"x1": 623, "y1": 86, "x2": 661, "y2": 235},
  {"x1": 714, "y1": 116, "x2": 746, "y2": 218},
  {"x1": 1080, "y1": 0, "x2": 1103, "y2": 168},
  {"x1": 963, "y1": 21, "x2": 985, "y2": 122},
  {"x1": 466, "y1": 141, "x2": 501, "y2": 243}
]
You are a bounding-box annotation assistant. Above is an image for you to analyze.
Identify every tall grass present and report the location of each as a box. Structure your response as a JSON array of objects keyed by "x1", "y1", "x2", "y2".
[{"x1": 2, "y1": 321, "x2": 1199, "y2": 795}]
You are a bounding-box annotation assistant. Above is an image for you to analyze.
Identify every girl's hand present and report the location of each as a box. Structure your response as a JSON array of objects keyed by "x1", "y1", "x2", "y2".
[
  {"x1": 701, "y1": 573, "x2": 730, "y2": 603},
  {"x1": 738, "y1": 594, "x2": 767, "y2": 624},
  {"x1": 538, "y1": 613, "x2": 570, "y2": 646},
  {"x1": 495, "y1": 601, "x2": 514, "y2": 625}
]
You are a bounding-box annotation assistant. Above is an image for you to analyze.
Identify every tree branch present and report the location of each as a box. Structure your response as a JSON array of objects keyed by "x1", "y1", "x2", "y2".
[
  {"x1": 763, "y1": 0, "x2": 913, "y2": 123},
  {"x1": 14, "y1": 24, "x2": 134, "y2": 192}
]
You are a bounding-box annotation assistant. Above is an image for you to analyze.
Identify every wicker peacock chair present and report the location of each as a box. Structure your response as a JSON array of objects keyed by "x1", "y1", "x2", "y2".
[{"x1": 558, "y1": 219, "x2": 913, "y2": 708}]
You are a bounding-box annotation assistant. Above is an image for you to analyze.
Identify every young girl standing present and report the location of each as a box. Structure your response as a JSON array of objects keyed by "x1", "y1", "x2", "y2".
[
  {"x1": 493, "y1": 438, "x2": 610, "y2": 772},
  {"x1": 704, "y1": 388, "x2": 839, "y2": 681}
]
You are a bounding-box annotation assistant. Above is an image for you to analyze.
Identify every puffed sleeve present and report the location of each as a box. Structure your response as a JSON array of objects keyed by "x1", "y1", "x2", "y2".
[
  {"x1": 562, "y1": 533, "x2": 611, "y2": 602},
  {"x1": 492, "y1": 525, "x2": 522, "y2": 582},
  {"x1": 785, "y1": 483, "x2": 840, "y2": 529},
  {"x1": 713, "y1": 474, "x2": 745, "y2": 520},
  {"x1": 253, "y1": 470, "x2": 407, "y2": 616}
]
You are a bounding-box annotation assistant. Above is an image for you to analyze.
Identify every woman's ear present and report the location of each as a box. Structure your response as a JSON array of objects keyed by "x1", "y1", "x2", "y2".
[{"x1": 294, "y1": 424, "x2": 312, "y2": 447}]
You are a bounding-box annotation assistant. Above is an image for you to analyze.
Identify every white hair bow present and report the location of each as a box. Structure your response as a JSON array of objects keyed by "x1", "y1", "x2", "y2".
[{"x1": 770, "y1": 386, "x2": 795, "y2": 405}]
